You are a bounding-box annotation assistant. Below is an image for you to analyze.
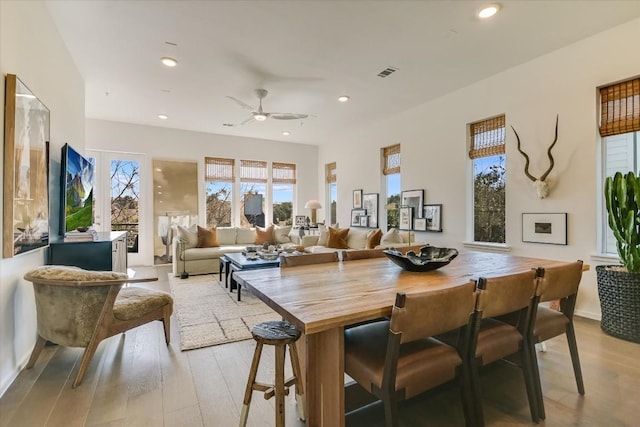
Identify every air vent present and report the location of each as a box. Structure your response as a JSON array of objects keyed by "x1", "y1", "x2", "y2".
[
  {"x1": 223, "y1": 123, "x2": 234, "y2": 127},
  {"x1": 377, "y1": 66, "x2": 398, "y2": 78}
]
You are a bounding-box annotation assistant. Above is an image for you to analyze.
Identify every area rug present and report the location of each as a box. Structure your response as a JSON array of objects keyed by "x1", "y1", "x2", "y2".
[{"x1": 168, "y1": 273, "x2": 279, "y2": 351}]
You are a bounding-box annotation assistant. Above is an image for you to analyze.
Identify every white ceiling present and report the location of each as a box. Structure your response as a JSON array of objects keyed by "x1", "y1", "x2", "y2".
[{"x1": 46, "y1": 1, "x2": 640, "y2": 146}]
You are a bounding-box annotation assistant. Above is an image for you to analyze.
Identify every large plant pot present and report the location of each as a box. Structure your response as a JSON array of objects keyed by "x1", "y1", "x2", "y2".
[{"x1": 596, "y1": 265, "x2": 640, "y2": 343}]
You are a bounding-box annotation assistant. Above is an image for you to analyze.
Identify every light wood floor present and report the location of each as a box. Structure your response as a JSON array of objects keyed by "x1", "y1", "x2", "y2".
[{"x1": 1, "y1": 265, "x2": 639, "y2": 426}]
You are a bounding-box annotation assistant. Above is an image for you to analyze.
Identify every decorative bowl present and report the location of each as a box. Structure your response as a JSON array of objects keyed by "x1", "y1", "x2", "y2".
[
  {"x1": 383, "y1": 246, "x2": 459, "y2": 272},
  {"x1": 246, "y1": 245, "x2": 261, "y2": 253},
  {"x1": 259, "y1": 252, "x2": 279, "y2": 261},
  {"x1": 281, "y1": 246, "x2": 296, "y2": 253}
]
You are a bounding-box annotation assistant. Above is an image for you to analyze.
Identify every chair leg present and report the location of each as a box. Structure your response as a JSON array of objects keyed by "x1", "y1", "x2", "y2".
[
  {"x1": 566, "y1": 322, "x2": 585, "y2": 395},
  {"x1": 520, "y1": 346, "x2": 540, "y2": 423},
  {"x1": 382, "y1": 392, "x2": 398, "y2": 427},
  {"x1": 26, "y1": 335, "x2": 47, "y2": 369},
  {"x1": 458, "y1": 366, "x2": 476, "y2": 427},
  {"x1": 470, "y1": 358, "x2": 485, "y2": 427},
  {"x1": 239, "y1": 342, "x2": 263, "y2": 427},
  {"x1": 162, "y1": 305, "x2": 171, "y2": 344},
  {"x1": 274, "y1": 343, "x2": 286, "y2": 427},
  {"x1": 529, "y1": 340, "x2": 546, "y2": 420},
  {"x1": 73, "y1": 336, "x2": 103, "y2": 388},
  {"x1": 288, "y1": 342, "x2": 306, "y2": 421}
]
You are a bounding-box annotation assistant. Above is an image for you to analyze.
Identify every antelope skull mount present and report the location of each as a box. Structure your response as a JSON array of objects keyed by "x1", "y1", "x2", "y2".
[{"x1": 511, "y1": 115, "x2": 558, "y2": 199}]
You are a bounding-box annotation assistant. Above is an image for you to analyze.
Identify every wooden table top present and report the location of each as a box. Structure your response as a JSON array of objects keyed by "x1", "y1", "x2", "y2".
[{"x1": 233, "y1": 251, "x2": 584, "y2": 335}]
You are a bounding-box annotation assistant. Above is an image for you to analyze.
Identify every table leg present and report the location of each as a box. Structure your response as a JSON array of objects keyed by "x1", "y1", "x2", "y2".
[
  {"x1": 219, "y1": 259, "x2": 224, "y2": 282},
  {"x1": 298, "y1": 327, "x2": 345, "y2": 427},
  {"x1": 225, "y1": 262, "x2": 231, "y2": 289}
]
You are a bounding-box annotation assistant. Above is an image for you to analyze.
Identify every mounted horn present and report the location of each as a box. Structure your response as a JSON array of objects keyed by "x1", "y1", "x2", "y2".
[{"x1": 510, "y1": 115, "x2": 559, "y2": 199}]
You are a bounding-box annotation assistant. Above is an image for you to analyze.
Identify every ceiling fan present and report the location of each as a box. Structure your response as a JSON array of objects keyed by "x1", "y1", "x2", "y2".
[{"x1": 227, "y1": 89, "x2": 309, "y2": 125}]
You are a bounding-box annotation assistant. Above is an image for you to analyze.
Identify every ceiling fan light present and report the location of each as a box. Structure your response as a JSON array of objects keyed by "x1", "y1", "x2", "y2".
[
  {"x1": 254, "y1": 113, "x2": 267, "y2": 121},
  {"x1": 160, "y1": 56, "x2": 178, "y2": 67}
]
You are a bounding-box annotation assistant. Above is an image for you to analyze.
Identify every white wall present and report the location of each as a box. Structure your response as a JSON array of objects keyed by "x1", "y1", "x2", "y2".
[
  {"x1": 0, "y1": 1, "x2": 85, "y2": 395},
  {"x1": 318, "y1": 18, "x2": 640, "y2": 320},
  {"x1": 85, "y1": 119, "x2": 319, "y2": 265}
]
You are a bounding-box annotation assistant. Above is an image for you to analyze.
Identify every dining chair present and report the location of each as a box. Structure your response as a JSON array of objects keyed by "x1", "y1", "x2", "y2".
[
  {"x1": 468, "y1": 270, "x2": 541, "y2": 425},
  {"x1": 279, "y1": 251, "x2": 339, "y2": 267},
  {"x1": 529, "y1": 260, "x2": 584, "y2": 420},
  {"x1": 24, "y1": 265, "x2": 173, "y2": 388},
  {"x1": 344, "y1": 282, "x2": 477, "y2": 427}
]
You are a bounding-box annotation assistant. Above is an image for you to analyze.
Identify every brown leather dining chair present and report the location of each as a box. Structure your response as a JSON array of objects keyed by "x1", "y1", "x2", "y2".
[
  {"x1": 344, "y1": 283, "x2": 477, "y2": 427},
  {"x1": 342, "y1": 248, "x2": 387, "y2": 260},
  {"x1": 467, "y1": 269, "x2": 541, "y2": 425},
  {"x1": 528, "y1": 260, "x2": 584, "y2": 420},
  {"x1": 279, "y1": 251, "x2": 339, "y2": 267}
]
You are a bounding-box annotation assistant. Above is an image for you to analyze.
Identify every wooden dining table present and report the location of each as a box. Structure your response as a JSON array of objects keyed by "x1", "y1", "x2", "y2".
[{"x1": 233, "y1": 250, "x2": 580, "y2": 427}]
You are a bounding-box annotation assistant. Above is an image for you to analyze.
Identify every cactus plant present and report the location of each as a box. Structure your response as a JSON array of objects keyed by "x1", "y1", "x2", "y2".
[{"x1": 604, "y1": 171, "x2": 640, "y2": 272}]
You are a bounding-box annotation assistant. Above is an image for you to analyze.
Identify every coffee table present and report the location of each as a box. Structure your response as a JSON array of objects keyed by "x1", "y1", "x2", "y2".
[{"x1": 224, "y1": 252, "x2": 280, "y2": 301}]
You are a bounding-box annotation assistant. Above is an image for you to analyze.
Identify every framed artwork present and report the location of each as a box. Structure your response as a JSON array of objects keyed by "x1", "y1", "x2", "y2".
[
  {"x1": 522, "y1": 213, "x2": 567, "y2": 245},
  {"x1": 295, "y1": 215, "x2": 307, "y2": 227},
  {"x1": 3, "y1": 74, "x2": 50, "y2": 258},
  {"x1": 413, "y1": 217, "x2": 427, "y2": 231},
  {"x1": 353, "y1": 189, "x2": 363, "y2": 208},
  {"x1": 362, "y1": 193, "x2": 378, "y2": 228},
  {"x1": 359, "y1": 216, "x2": 369, "y2": 227},
  {"x1": 399, "y1": 206, "x2": 413, "y2": 230},
  {"x1": 401, "y1": 189, "x2": 424, "y2": 218},
  {"x1": 351, "y1": 209, "x2": 366, "y2": 227},
  {"x1": 424, "y1": 204, "x2": 443, "y2": 232}
]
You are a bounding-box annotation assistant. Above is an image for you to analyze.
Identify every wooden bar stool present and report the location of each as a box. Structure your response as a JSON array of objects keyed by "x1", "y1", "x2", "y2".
[{"x1": 240, "y1": 320, "x2": 304, "y2": 427}]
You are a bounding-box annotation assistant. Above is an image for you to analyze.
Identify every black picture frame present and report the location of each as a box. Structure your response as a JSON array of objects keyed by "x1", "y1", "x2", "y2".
[
  {"x1": 399, "y1": 206, "x2": 413, "y2": 230},
  {"x1": 362, "y1": 193, "x2": 379, "y2": 228},
  {"x1": 351, "y1": 209, "x2": 366, "y2": 227},
  {"x1": 401, "y1": 189, "x2": 424, "y2": 219},
  {"x1": 423, "y1": 204, "x2": 443, "y2": 232}
]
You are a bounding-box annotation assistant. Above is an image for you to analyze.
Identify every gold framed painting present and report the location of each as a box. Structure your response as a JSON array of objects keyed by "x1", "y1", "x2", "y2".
[{"x1": 3, "y1": 74, "x2": 50, "y2": 257}]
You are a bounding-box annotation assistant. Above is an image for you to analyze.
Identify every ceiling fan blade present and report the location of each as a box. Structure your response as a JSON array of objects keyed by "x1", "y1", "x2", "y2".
[
  {"x1": 226, "y1": 96, "x2": 256, "y2": 112},
  {"x1": 240, "y1": 115, "x2": 256, "y2": 125},
  {"x1": 269, "y1": 113, "x2": 309, "y2": 120}
]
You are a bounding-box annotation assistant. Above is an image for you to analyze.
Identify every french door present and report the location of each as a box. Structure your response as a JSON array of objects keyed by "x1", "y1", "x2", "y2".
[{"x1": 88, "y1": 150, "x2": 146, "y2": 266}]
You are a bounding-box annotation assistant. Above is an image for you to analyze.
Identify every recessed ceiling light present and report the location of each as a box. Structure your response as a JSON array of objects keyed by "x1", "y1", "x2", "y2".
[
  {"x1": 157, "y1": 114, "x2": 168, "y2": 120},
  {"x1": 337, "y1": 95, "x2": 350, "y2": 102},
  {"x1": 282, "y1": 131, "x2": 291, "y2": 136},
  {"x1": 160, "y1": 56, "x2": 178, "y2": 67},
  {"x1": 478, "y1": 4, "x2": 501, "y2": 19}
]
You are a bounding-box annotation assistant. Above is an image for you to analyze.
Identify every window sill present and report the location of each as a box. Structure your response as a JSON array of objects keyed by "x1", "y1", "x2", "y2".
[
  {"x1": 589, "y1": 253, "x2": 621, "y2": 264},
  {"x1": 462, "y1": 241, "x2": 512, "y2": 253}
]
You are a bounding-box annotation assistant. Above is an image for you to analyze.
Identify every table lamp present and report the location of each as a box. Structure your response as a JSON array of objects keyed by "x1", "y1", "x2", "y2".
[{"x1": 304, "y1": 200, "x2": 322, "y2": 226}]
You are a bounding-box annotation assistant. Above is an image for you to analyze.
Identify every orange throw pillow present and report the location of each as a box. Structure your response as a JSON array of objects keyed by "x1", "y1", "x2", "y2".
[
  {"x1": 255, "y1": 225, "x2": 275, "y2": 245},
  {"x1": 327, "y1": 227, "x2": 349, "y2": 249},
  {"x1": 366, "y1": 229, "x2": 383, "y2": 249},
  {"x1": 196, "y1": 226, "x2": 219, "y2": 248}
]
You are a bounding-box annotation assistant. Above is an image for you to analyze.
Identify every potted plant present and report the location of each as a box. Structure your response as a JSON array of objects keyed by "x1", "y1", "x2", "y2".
[{"x1": 597, "y1": 171, "x2": 640, "y2": 343}]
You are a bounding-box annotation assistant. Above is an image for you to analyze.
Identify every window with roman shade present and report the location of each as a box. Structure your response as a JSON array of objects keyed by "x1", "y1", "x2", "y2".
[
  {"x1": 326, "y1": 162, "x2": 336, "y2": 183},
  {"x1": 599, "y1": 77, "x2": 640, "y2": 137},
  {"x1": 204, "y1": 157, "x2": 235, "y2": 228},
  {"x1": 272, "y1": 162, "x2": 296, "y2": 184},
  {"x1": 382, "y1": 144, "x2": 401, "y2": 175},
  {"x1": 240, "y1": 160, "x2": 268, "y2": 183},
  {"x1": 205, "y1": 157, "x2": 235, "y2": 182},
  {"x1": 469, "y1": 115, "x2": 506, "y2": 159},
  {"x1": 272, "y1": 162, "x2": 296, "y2": 226}
]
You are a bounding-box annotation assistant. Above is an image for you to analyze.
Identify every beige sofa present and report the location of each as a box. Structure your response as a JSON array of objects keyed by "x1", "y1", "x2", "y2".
[{"x1": 301, "y1": 226, "x2": 424, "y2": 254}]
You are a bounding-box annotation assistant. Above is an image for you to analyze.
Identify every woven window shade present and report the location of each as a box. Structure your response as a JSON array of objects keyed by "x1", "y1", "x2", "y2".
[
  {"x1": 272, "y1": 162, "x2": 296, "y2": 184},
  {"x1": 600, "y1": 78, "x2": 640, "y2": 137},
  {"x1": 469, "y1": 115, "x2": 506, "y2": 159},
  {"x1": 205, "y1": 157, "x2": 235, "y2": 182},
  {"x1": 240, "y1": 159, "x2": 268, "y2": 183},
  {"x1": 326, "y1": 162, "x2": 336, "y2": 184},
  {"x1": 382, "y1": 144, "x2": 401, "y2": 175}
]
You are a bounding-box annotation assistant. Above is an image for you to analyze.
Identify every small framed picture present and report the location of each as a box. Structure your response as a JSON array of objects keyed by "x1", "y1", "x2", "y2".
[
  {"x1": 362, "y1": 193, "x2": 379, "y2": 228},
  {"x1": 424, "y1": 204, "x2": 442, "y2": 232},
  {"x1": 401, "y1": 189, "x2": 424, "y2": 218},
  {"x1": 522, "y1": 213, "x2": 567, "y2": 245},
  {"x1": 351, "y1": 209, "x2": 366, "y2": 227},
  {"x1": 295, "y1": 215, "x2": 307, "y2": 227},
  {"x1": 413, "y1": 217, "x2": 427, "y2": 231},
  {"x1": 353, "y1": 189, "x2": 363, "y2": 208},
  {"x1": 359, "y1": 215, "x2": 369, "y2": 227},
  {"x1": 399, "y1": 206, "x2": 413, "y2": 230}
]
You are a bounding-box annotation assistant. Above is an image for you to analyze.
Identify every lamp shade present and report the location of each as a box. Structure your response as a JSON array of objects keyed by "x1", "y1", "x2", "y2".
[{"x1": 304, "y1": 200, "x2": 322, "y2": 209}]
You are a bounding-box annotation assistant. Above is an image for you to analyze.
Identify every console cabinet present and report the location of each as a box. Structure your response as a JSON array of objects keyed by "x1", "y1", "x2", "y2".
[{"x1": 48, "y1": 231, "x2": 128, "y2": 273}]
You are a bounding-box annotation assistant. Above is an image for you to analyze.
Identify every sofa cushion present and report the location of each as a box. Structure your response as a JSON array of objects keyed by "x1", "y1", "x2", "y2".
[
  {"x1": 274, "y1": 225, "x2": 292, "y2": 244},
  {"x1": 197, "y1": 226, "x2": 219, "y2": 248},
  {"x1": 182, "y1": 245, "x2": 244, "y2": 261},
  {"x1": 347, "y1": 227, "x2": 369, "y2": 250},
  {"x1": 381, "y1": 228, "x2": 403, "y2": 245},
  {"x1": 366, "y1": 229, "x2": 383, "y2": 249},
  {"x1": 305, "y1": 246, "x2": 343, "y2": 254},
  {"x1": 327, "y1": 227, "x2": 349, "y2": 249},
  {"x1": 317, "y1": 224, "x2": 329, "y2": 246},
  {"x1": 177, "y1": 225, "x2": 198, "y2": 249},
  {"x1": 256, "y1": 225, "x2": 275, "y2": 245},
  {"x1": 236, "y1": 228, "x2": 257, "y2": 244},
  {"x1": 216, "y1": 227, "x2": 237, "y2": 245}
]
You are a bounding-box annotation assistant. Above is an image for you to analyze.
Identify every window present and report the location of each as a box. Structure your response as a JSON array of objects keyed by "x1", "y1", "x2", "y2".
[
  {"x1": 272, "y1": 162, "x2": 296, "y2": 225},
  {"x1": 383, "y1": 144, "x2": 401, "y2": 230},
  {"x1": 469, "y1": 115, "x2": 506, "y2": 243},
  {"x1": 240, "y1": 159, "x2": 267, "y2": 227},
  {"x1": 600, "y1": 78, "x2": 640, "y2": 254},
  {"x1": 205, "y1": 157, "x2": 234, "y2": 227},
  {"x1": 326, "y1": 162, "x2": 337, "y2": 225}
]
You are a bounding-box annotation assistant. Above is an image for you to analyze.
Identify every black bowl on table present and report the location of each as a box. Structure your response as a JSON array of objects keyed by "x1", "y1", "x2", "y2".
[{"x1": 383, "y1": 246, "x2": 459, "y2": 272}]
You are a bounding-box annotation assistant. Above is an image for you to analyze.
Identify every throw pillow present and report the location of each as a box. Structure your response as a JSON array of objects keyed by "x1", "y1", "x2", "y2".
[
  {"x1": 196, "y1": 226, "x2": 219, "y2": 248},
  {"x1": 327, "y1": 227, "x2": 349, "y2": 249},
  {"x1": 176, "y1": 225, "x2": 198, "y2": 249},
  {"x1": 256, "y1": 225, "x2": 275, "y2": 245},
  {"x1": 366, "y1": 229, "x2": 383, "y2": 249},
  {"x1": 347, "y1": 227, "x2": 369, "y2": 250},
  {"x1": 236, "y1": 227, "x2": 257, "y2": 244},
  {"x1": 380, "y1": 228, "x2": 403, "y2": 245},
  {"x1": 274, "y1": 225, "x2": 292, "y2": 244},
  {"x1": 317, "y1": 224, "x2": 329, "y2": 246},
  {"x1": 216, "y1": 227, "x2": 237, "y2": 245}
]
